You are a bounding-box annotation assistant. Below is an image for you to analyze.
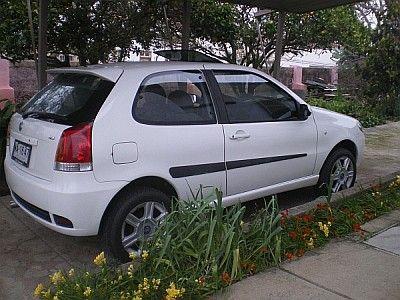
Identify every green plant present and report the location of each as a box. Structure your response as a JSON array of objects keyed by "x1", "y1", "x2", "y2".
[
  {"x1": 0, "y1": 99, "x2": 15, "y2": 178},
  {"x1": 307, "y1": 96, "x2": 385, "y2": 128},
  {"x1": 35, "y1": 190, "x2": 282, "y2": 299}
]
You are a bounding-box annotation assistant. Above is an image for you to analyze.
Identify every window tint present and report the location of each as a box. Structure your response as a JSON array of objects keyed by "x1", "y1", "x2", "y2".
[
  {"x1": 21, "y1": 74, "x2": 114, "y2": 125},
  {"x1": 213, "y1": 71, "x2": 298, "y2": 123},
  {"x1": 133, "y1": 71, "x2": 216, "y2": 125}
]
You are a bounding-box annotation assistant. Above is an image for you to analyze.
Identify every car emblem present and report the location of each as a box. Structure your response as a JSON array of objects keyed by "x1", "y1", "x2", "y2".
[{"x1": 18, "y1": 121, "x2": 23, "y2": 132}]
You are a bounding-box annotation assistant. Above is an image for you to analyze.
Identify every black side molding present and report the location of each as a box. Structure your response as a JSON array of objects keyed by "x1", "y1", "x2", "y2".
[{"x1": 169, "y1": 153, "x2": 307, "y2": 178}]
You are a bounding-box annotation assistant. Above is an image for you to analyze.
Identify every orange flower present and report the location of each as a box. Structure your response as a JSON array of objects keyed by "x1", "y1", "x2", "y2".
[
  {"x1": 285, "y1": 252, "x2": 295, "y2": 260},
  {"x1": 288, "y1": 231, "x2": 297, "y2": 240},
  {"x1": 221, "y1": 272, "x2": 231, "y2": 285}
]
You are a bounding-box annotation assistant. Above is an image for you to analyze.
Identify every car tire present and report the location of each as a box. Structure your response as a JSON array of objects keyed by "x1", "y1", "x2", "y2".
[
  {"x1": 103, "y1": 186, "x2": 170, "y2": 262},
  {"x1": 317, "y1": 148, "x2": 357, "y2": 195}
]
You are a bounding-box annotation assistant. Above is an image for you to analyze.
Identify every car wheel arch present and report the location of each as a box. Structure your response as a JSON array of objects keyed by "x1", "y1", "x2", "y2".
[
  {"x1": 320, "y1": 139, "x2": 358, "y2": 175},
  {"x1": 330, "y1": 139, "x2": 358, "y2": 160},
  {"x1": 98, "y1": 176, "x2": 178, "y2": 236}
]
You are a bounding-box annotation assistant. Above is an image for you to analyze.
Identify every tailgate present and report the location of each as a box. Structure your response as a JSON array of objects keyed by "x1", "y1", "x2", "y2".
[{"x1": 9, "y1": 114, "x2": 69, "y2": 182}]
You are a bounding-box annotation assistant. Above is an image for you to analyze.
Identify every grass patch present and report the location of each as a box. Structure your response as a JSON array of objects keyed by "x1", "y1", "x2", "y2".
[{"x1": 34, "y1": 177, "x2": 400, "y2": 300}]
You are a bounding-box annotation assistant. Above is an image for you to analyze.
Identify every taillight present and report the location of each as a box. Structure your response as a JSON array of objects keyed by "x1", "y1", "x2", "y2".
[{"x1": 54, "y1": 123, "x2": 93, "y2": 172}]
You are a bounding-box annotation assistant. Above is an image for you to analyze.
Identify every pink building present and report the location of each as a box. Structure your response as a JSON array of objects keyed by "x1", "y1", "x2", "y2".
[{"x1": 0, "y1": 59, "x2": 14, "y2": 100}]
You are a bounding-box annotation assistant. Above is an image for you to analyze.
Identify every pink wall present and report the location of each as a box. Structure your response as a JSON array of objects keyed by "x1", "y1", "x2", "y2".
[{"x1": 0, "y1": 59, "x2": 14, "y2": 100}]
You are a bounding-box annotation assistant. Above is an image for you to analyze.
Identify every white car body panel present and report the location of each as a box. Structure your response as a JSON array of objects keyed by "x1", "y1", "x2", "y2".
[{"x1": 5, "y1": 62, "x2": 365, "y2": 236}]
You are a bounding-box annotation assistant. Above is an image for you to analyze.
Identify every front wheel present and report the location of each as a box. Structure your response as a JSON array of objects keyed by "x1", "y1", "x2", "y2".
[
  {"x1": 103, "y1": 186, "x2": 170, "y2": 262},
  {"x1": 318, "y1": 148, "x2": 356, "y2": 195}
]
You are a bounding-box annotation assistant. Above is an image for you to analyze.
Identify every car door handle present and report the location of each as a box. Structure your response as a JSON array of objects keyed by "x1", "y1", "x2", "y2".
[{"x1": 230, "y1": 130, "x2": 250, "y2": 140}]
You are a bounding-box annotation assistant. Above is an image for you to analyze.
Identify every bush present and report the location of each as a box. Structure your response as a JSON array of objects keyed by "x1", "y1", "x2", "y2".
[
  {"x1": 0, "y1": 99, "x2": 16, "y2": 178},
  {"x1": 307, "y1": 96, "x2": 385, "y2": 128}
]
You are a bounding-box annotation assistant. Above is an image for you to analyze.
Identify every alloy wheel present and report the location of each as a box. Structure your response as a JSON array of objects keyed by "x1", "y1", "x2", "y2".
[
  {"x1": 330, "y1": 156, "x2": 355, "y2": 193},
  {"x1": 121, "y1": 201, "x2": 167, "y2": 255}
]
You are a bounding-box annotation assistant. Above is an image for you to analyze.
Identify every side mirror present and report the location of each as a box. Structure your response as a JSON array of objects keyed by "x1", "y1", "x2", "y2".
[{"x1": 298, "y1": 104, "x2": 312, "y2": 120}]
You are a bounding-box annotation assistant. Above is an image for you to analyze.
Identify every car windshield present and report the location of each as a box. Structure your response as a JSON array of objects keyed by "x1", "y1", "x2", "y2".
[{"x1": 21, "y1": 73, "x2": 115, "y2": 125}]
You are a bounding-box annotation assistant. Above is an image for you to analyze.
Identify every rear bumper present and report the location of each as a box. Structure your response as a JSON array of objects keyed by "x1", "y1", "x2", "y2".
[{"x1": 5, "y1": 157, "x2": 126, "y2": 236}]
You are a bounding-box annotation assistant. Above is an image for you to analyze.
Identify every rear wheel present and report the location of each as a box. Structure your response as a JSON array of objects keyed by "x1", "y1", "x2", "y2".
[
  {"x1": 103, "y1": 186, "x2": 170, "y2": 262},
  {"x1": 318, "y1": 148, "x2": 356, "y2": 195}
]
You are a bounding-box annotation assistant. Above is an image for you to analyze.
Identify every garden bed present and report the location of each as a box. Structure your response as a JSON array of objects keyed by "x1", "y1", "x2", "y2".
[{"x1": 33, "y1": 176, "x2": 400, "y2": 300}]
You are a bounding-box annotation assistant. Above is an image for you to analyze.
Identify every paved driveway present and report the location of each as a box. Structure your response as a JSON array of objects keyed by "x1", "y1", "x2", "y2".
[{"x1": 1, "y1": 121, "x2": 399, "y2": 299}]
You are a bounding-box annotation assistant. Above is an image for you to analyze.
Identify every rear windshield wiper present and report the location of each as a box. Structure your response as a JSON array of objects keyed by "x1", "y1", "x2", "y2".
[{"x1": 22, "y1": 111, "x2": 68, "y2": 122}]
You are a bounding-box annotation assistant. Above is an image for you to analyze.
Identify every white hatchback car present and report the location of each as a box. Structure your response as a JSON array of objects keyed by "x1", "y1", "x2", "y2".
[{"x1": 5, "y1": 62, "x2": 365, "y2": 260}]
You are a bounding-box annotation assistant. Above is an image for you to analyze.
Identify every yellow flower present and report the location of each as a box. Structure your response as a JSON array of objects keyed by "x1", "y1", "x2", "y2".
[
  {"x1": 152, "y1": 278, "x2": 161, "y2": 289},
  {"x1": 93, "y1": 251, "x2": 106, "y2": 266},
  {"x1": 165, "y1": 282, "x2": 185, "y2": 300},
  {"x1": 50, "y1": 271, "x2": 65, "y2": 285},
  {"x1": 53, "y1": 296, "x2": 59, "y2": 300},
  {"x1": 306, "y1": 237, "x2": 314, "y2": 249},
  {"x1": 128, "y1": 264, "x2": 135, "y2": 277},
  {"x1": 129, "y1": 252, "x2": 137, "y2": 260},
  {"x1": 34, "y1": 283, "x2": 45, "y2": 297},
  {"x1": 141, "y1": 250, "x2": 149, "y2": 261},
  {"x1": 43, "y1": 289, "x2": 51, "y2": 299},
  {"x1": 318, "y1": 222, "x2": 330, "y2": 237},
  {"x1": 83, "y1": 286, "x2": 92, "y2": 297},
  {"x1": 68, "y1": 268, "x2": 75, "y2": 277}
]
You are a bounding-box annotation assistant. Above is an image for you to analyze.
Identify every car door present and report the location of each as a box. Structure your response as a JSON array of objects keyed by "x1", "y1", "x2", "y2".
[
  {"x1": 93, "y1": 69, "x2": 227, "y2": 200},
  {"x1": 211, "y1": 69, "x2": 317, "y2": 197}
]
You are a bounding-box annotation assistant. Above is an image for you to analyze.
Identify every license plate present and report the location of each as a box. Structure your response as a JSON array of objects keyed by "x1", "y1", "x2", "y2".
[{"x1": 12, "y1": 140, "x2": 32, "y2": 167}]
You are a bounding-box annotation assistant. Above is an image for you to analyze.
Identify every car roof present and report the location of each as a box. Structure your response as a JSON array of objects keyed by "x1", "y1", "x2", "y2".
[{"x1": 48, "y1": 61, "x2": 258, "y2": 83}]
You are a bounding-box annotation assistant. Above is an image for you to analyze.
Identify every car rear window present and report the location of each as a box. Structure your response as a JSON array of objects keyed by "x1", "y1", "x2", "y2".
[{"x1": 21, "y1": 73, "x2": 115, "y2": 125}]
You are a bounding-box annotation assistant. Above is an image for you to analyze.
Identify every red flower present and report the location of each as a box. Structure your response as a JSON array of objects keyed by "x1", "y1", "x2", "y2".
[
  {"x1": 288, "y1": 231, "x2": 297, "y2": 240},
  {"x1": 353, "y1": 223, "x2": 362, "y2": 232},
  {"x1": 302, "y1": 214, "x2": 313, "y2": 222}
]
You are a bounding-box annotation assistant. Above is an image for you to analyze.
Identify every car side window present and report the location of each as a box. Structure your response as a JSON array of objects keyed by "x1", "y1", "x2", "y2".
[
  {"x1": 213, "y1": 70, "x2": 299, "y2": 123},
  {"x1": 132, "y1": 71, "x2": 216, "y2": 125}
]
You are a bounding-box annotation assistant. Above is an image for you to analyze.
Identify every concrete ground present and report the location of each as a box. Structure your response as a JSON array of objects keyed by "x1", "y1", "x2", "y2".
[
  {"x1": 0, "y1": 121, "x2": 399, "y2": 299},
  {"x1": 219, "y1": 210, "x2": 400, "y2": 300}
]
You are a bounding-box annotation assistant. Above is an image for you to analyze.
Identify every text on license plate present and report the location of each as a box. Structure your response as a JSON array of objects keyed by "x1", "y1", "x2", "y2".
[{"x1": 12, "y1": 140, "x2": 32, "y2": 167}]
